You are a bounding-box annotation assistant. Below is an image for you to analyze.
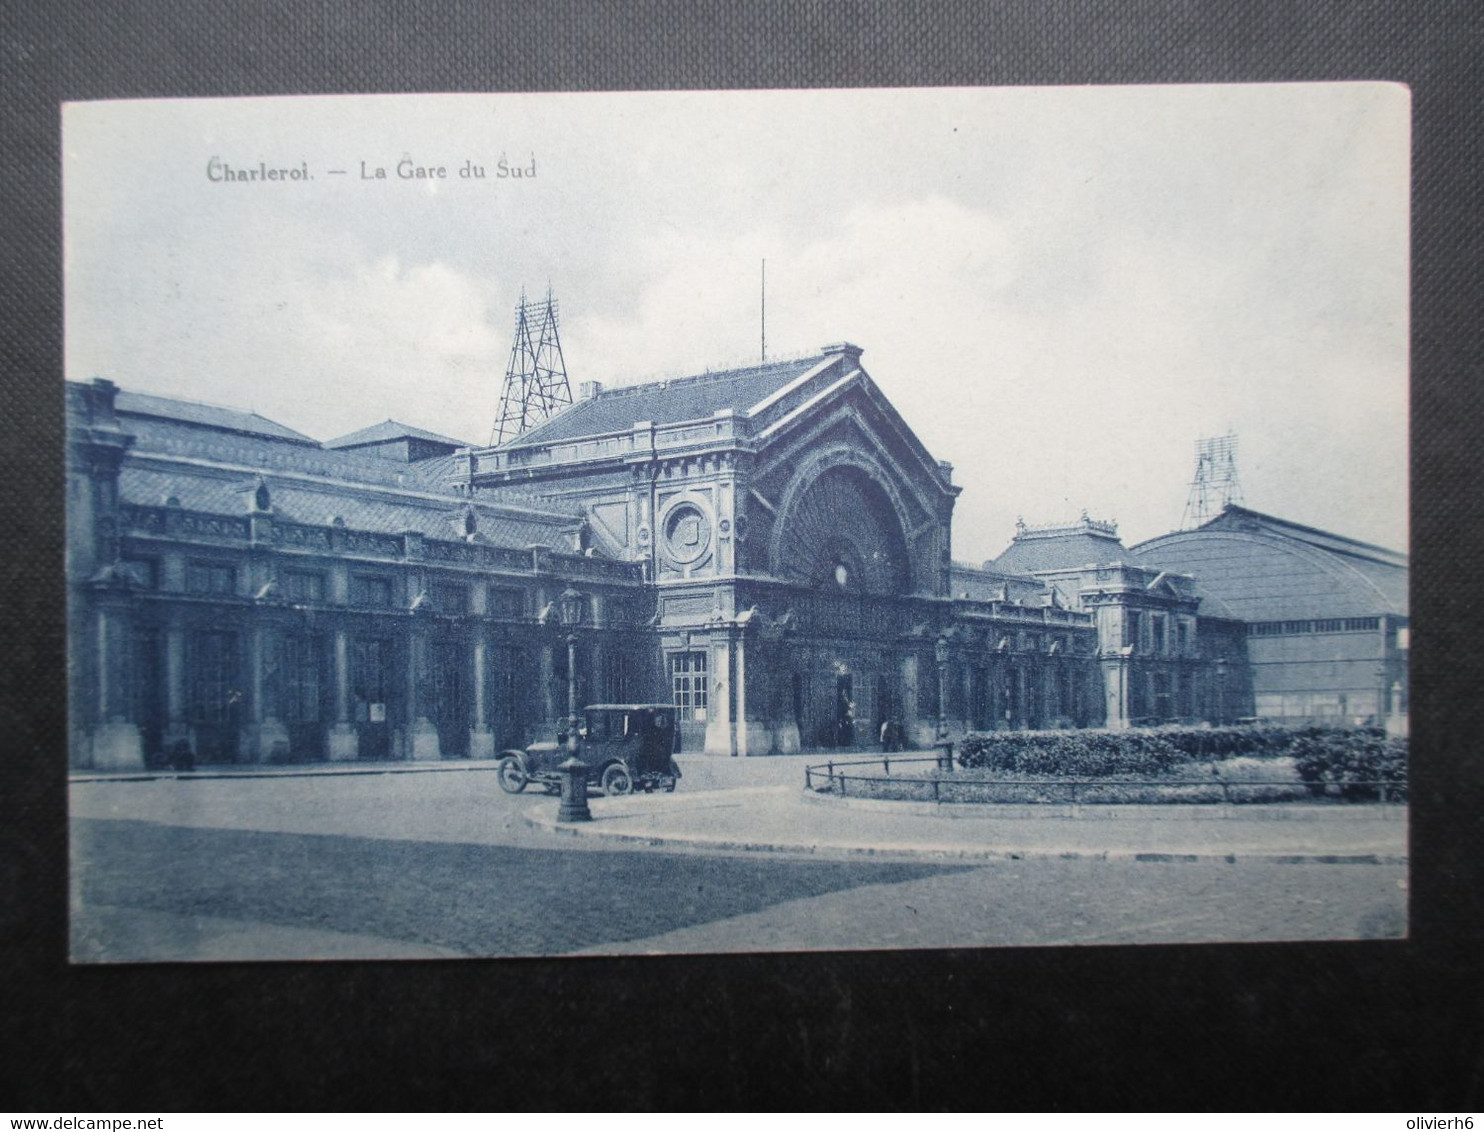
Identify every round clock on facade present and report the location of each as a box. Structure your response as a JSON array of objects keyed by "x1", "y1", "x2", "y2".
[{"x1": 662, "y1": 502, "x2": 712, "y2": 564}]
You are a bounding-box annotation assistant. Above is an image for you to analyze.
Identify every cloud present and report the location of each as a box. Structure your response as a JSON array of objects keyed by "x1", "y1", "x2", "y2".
[{"x1": 64, "y1": 88, "x2": 1410, "y2": 561}]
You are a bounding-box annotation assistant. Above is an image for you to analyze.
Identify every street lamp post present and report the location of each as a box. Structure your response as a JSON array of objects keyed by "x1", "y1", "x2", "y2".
[
  {"x1": 554, "y1": 586, "x2": 591, "y2": 823},
  {"x1": 558, "y1": 587, "x2": 585, "y2": 761},
  {"x1": 934, "y1": 634, "x2": 953, "y2": 772},
  {"x1": 1214, "y1": 656, "x2": 1228, "y2": 727}
]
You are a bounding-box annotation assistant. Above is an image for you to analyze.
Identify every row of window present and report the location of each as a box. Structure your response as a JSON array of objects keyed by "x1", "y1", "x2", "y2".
[
  {"x1": 121, "y1": 557, "x2": 530, "y2": 616},
  {"x1": 1123, "y1": 611, "x2": 1193, "y2": 655},
  {"x1": 1247, "y1": 617, "x2": 1382, "y2": 637}
]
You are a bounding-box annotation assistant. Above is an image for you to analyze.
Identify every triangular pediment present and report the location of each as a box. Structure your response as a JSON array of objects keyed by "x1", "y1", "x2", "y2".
[
  {"x1": 748, "y1": 363, "x2": 956, "y2": 503},
  {"x1": 1145, "y1": 570, "x2": 1187, "y2": 599},
  {"x1": 749, "y1": 374, "x2": 956, "y2": 531}
]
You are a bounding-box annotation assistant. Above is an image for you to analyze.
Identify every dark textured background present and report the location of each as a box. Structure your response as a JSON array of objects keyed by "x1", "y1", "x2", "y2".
[{"x1": 2, "y1": 0, "x2": 1481, "y2": 1111}]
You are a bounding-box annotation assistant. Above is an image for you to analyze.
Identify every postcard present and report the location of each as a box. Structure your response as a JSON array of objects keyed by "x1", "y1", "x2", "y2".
[{"x1": 63, "y1": 86, "x2": 1410, "y2": 962}]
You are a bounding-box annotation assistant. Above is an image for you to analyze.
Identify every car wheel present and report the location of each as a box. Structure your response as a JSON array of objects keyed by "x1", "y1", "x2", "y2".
[
  {"x1": 497, "y1": 756, "x2": 528, "y2": 795},
  {"x1": 600, "y1": 763, "x2": 633, "y2": 797}
]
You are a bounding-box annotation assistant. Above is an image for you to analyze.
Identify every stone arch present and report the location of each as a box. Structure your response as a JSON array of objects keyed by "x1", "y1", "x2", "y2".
[{"x1": 768, "y1": 444, "x2": 915, "y2": 595}]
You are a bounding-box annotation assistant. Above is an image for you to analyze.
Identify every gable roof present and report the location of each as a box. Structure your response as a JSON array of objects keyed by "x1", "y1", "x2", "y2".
[
  {"x1": 504, "y1": 353, "x2": 830, "y2": 446},
  {"x1": 325, "y1": 420, "x2": 474, "y2": 450},
  {"x1": 115, "y1": 390, "x2": 319, "y2": 446}
]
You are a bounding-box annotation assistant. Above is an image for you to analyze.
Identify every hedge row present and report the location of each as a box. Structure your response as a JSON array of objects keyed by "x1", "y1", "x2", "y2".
[
  {"x1": 957, "y1": 725, "x2": 1406, "y2": 791},
  {"x1": 1290, "y1": 730, "x2": 1409, "y2": 800}
]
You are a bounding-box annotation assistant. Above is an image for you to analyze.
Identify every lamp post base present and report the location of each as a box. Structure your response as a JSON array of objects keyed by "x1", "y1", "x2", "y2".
[
  {"x1": 935, "y1": 739, "x2": 955, "y2": 773},
  {"x1": 556, "y1": 755, "x2": 592, "y2": 823}
]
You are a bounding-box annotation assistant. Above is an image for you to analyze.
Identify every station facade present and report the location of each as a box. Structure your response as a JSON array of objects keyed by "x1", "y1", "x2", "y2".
[{"x1": 66, "y1": 342, "x2": 1407, "y2": 768}]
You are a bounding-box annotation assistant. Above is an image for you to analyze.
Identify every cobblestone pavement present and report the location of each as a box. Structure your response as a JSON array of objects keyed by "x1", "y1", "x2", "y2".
[{"x1": 69, "y1": 766, "x2": 1408, "y2": 961}]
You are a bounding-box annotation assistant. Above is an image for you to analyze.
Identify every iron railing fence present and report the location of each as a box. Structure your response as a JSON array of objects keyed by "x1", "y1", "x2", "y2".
[{"x1": 802, "y1": 755, "x2": 1405, "y2": 805}]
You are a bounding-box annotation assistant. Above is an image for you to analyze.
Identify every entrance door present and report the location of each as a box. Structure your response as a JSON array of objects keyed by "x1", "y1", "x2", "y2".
[
  {"x1": 187, "y1": 629, "x2": 242, "y2": 763},
  {"x1": 875, "y1": 674, "x2": 894, "y2": 748},
  {"x1": 130, "y1": 627, "x2": 165, "y2": 766},
  {"x1": 431, "y1": 634, "x2": 470, "y2": 757},
  {"x1": 282, "y1": 631, "x2": 327, "y2": 761},
  {"x1": 1153, "y1": 671, "x2": 1174, "y2": 721},
  {"x1": 351, "y1": 635, "x2": 394, "y2": 759},
  {"x1": 670, "y1": 651, "x2": 708, "y2": 752},
  {"x1": 835, "y1": 674, "x2": 855, "y2": 748}
]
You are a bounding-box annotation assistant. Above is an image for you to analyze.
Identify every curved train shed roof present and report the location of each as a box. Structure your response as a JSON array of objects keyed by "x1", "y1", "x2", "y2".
[{"x1": 1132, "y1": 505, "x2": 1407, "y2": 622}]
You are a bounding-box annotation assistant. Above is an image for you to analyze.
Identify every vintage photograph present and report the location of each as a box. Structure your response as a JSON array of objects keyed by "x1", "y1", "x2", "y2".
[{"x1": 63, "y1": 85, "x2": 1410, "y2": 962}]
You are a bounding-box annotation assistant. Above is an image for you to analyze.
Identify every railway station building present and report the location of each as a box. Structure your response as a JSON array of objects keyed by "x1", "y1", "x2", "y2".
[{"x1": 66, "y1": 343, "x2": 1407, "y2": 768}]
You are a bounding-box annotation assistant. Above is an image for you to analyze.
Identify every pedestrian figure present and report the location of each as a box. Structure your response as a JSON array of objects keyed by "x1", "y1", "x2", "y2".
[{"x1": 879, "y1": 718, "x2": 891, "y2": 752}]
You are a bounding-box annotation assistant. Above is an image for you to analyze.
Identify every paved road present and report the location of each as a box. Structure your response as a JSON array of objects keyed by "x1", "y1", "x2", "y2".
[{"x1": 69, "y1": 767, "x2": 1407, "y2": 961}]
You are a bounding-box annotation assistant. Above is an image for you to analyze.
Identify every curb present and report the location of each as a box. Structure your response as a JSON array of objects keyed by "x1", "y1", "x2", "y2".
[
  {"x1": 521, "y1": 807, "x2": 1407, "y2": 866},
  {"x1": 798, "y1": 788, "x2": 1409, "y2": 822}
]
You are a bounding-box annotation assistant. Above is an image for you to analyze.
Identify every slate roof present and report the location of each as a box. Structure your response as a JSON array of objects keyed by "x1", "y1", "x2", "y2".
[
  {"x1": 1132, "y1": 506, "x2": 1408, "y2": 621},
  {"x1": 949, "y1": 563, "x2": 1057, "y2": 606},
  {"x1": 325, "y1": 420, "x2": 474, "y2": 450},
  {"x1": 506, "y1": 354, "x2": 830, "y2": 446},
  {"x1": 990, "y1": 527, "x2": 1144, "y2": 574},
  {"x1": 104, "y1": 383, "x2": 586, "y2": 550},
  {"x1": 117, "y1": 463, "x2": 579, "y2": 549},
  {"x1": 116, "y1": 390, "x2": 319, "y2": 446}
]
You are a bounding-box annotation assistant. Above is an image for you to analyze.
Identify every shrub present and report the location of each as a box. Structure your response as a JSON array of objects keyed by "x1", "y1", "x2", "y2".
[
  {"x1": 958, "y1": 725, "x2": 1403, "y2": 795},
  {"x1": 957, "y1": 730, "x2": 1183, "y2": 777},
  {"x1": 1151, "y1": 725, "x2": 1310, "y2": 760},
  {"x1": 1290, "y1": 730, "x2": 1407, "y2": 801}
]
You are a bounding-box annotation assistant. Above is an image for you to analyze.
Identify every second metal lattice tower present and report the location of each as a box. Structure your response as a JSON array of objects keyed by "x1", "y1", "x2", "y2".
[
  {"x1": 1181, "y1": 432, "x2": 1244, "y2": 529},
  {"x1": 490, "y1": 288, "x2": 573, "y2": 445}
]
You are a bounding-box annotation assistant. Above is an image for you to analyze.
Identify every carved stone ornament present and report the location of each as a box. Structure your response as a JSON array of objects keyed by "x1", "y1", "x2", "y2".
[{"x1": 661, "y1": 502, "x2": 712, "y2": 565}]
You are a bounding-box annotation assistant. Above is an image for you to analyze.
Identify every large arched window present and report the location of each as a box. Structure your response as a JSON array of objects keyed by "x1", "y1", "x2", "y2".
[{"x1": 774, "y1": 464, "x2": 910, "y2": 595}]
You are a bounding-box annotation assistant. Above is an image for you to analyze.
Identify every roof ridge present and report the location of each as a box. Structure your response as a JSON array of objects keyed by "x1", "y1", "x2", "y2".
[
  {"x1": 326, "y1": 418, "x2": 475, "y2": 448},
  {"x1": 1212, "y1": 504, "x2": 1406, "y2": 560},
  {"x1": 589, "y1": 351, "x2": 826, "y2": 399},
  {"x1": 120, "y1": 387, "x2": 300, "y2": 423},
  {"x1": 116, "y1": 388, "x2": 319, "y2": 444}
]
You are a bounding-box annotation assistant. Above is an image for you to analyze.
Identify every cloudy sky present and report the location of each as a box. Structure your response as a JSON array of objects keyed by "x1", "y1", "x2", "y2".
[{"x1": 63, "y1": 85, "x2": 1409, "y2": 563}]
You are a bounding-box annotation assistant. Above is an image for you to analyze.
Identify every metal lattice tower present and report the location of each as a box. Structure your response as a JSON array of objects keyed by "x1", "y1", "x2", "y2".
[
  {"x1": 1181, "y1": 432, "x2": 1245, "y2": 529},
  {"x1": 489, "y1": 288, "x2": 573, "y2": 445}
]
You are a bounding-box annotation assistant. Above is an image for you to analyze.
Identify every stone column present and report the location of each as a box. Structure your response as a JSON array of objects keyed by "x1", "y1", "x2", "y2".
[
  {"x1": 406, "y1": 622, "x2": 440, "y2": 760},
  {"x1": 704, "y1": 633, "x2": 736, "y2": 755},
  {"x1": 1014, "y1": 661, "x2": 1028, "y2": 729},
  {"x1": 587, "y1": 635, "x2": 607, "y2": 704},
  {"x1": 469, "y1": 630, "x2": 495, "y2": 759},
  {"x1": 327, "y1": 627, "x2": 358, "y2": 760},
  {"x1": 959, "y1": 657, "x2": 972, "y2": 737},
  {"x1": 901, "y1": 651, "x2": 931, "y2": 749},
  {"x1": 539, "y1": 642, "x2": 556, "y2": 731},
  {"x1": 733, "y1": 629, "x2": 756, "y2": 756},
  {"x1": 249, "y1": 620, "x2": 288, "y2": 762},
  {"x1": 163, "y1": 618, "x2": 190, "y2": 756},
  {"x1": 91, "y1": 604, "x2": 144, "y2": 770},
  {"x1": 1100, "y1": 653, "x2": 1131, "y2": 729}
]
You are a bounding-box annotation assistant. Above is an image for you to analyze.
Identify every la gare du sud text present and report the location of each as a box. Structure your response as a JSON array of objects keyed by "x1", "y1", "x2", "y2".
[{"x1": 206, "y1": 156, "x2": 536, "y2": 182}]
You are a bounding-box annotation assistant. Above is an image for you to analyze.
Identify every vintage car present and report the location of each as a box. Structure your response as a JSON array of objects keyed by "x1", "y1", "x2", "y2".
[{"x1": 496, "y1": 703, "x2": 682, "y2": 797}]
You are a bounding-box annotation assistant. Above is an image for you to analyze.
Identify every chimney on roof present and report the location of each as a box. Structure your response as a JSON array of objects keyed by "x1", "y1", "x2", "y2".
[
  {"x1": 578, "y1": 380, "x2": 603, "y2": 400},
  {"x1": 821, "y1": 341, "x2": 863, "y2": 362}
]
